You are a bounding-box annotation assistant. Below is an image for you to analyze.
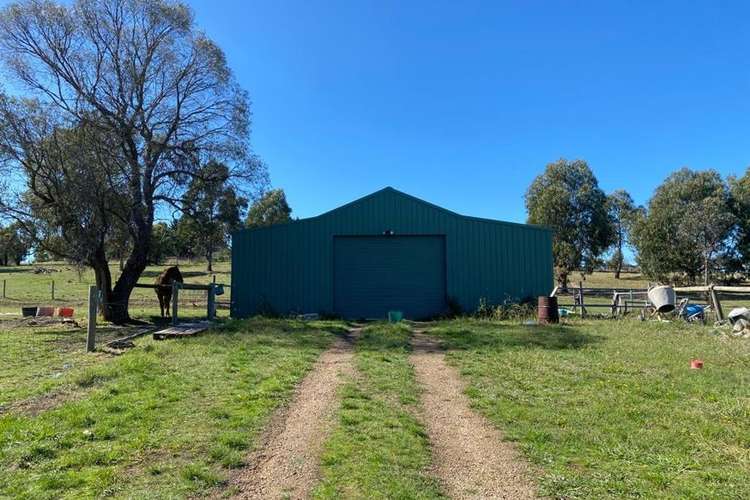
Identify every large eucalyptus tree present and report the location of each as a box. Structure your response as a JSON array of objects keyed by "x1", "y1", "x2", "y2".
[{"x1": 0, "y1": 0, "x2": 265, "y2": 322}]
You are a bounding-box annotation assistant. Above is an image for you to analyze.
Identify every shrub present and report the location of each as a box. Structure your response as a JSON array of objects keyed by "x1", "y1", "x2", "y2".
[{"x1": 474, "y1": 296, "x2": 535, "y2": 321}]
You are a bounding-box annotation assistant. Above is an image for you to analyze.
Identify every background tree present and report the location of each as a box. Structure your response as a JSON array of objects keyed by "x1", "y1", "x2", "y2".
[
  {"x1": 0, "y1": 0, "x2": 265, "y2": 322},
  {"x1": 246, "y1": 189, "x2": 292, "y2": 228},
  {"x1": 148, "y1": 222, "x2": 176, "y2": 265},
  {"x1": 1, "y1": 118, "x2": 130, "y2": 289},
  {"x1": 606, "y1": 189, "x2": 639, "y2": 278},
  {"x1": 0, "y1": 222, "x2": 32, "y2": 265},
  {"x1": 729, "y1": 169, "x2": 750, "y2": 275},
  {"x1": 631, "y1": 168, "x2": 735, "y2": 284},
  {"x1": 177, "y1": 161, "x2": 247, "y2": 271},
  {"x1": 526, "y1": 159, "x2": 614, "y2": 287}
]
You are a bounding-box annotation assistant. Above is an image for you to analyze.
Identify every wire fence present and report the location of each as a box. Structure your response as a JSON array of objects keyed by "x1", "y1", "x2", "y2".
[{"x1": 0, "y1": 279, "x2": 230, "y2": 311}]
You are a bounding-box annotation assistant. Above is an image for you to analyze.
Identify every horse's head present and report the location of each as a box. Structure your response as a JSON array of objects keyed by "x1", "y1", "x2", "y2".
[
  {"x1": 166, "y1": 266, "x2": 184, "y2": 283},
  {"x1": 157, "y1": 265, "x2": 183, "y2": 284}
]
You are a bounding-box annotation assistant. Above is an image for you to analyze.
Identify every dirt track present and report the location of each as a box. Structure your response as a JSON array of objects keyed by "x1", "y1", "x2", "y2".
[
  {"x1": 231, "y1": 330, "x2": 357, "y2": 499},
  {"x1": 410, "y1": 332, "x2": 538, "y2": 499}
]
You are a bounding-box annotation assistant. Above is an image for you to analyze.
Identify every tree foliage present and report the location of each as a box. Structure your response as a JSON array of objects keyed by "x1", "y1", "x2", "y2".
[
  {"x1": 0, "y1": 0, "x2": 265, "y2": 322},
  {"x1": 728, "y1": 169, "x2": 750, "y2": 275},
  {"x1": 606, "y1": 189, "x2": 639, "y2": 278},
  {"x1": 631, "y1": 168, "x2": 736, "y2": 284},
  {"x1": 174, "y1": 161, "x2": 247, "y2": 270},
  {"x1": 0, "y1": 221, "x2": 31, "y2": 265},
  {"x1": 246, "y1": 189, "x2": 292, "y2": 228},
  {"x1": 526, "y1": 159, "x2": 614, "y2": 287}
]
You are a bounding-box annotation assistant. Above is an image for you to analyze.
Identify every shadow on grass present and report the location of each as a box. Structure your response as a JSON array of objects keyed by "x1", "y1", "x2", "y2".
[
  {"x1": 433, "y1": 322, "x2": 602, "y2": 352},
  {"x1": 0, "y1": 267, "x2": 32, "y2": 274}
]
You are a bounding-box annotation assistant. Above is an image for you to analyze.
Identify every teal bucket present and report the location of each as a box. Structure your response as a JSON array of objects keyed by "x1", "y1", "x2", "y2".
[{"x1": 387, "y1": 311, "x2": 403, "y2": 323}]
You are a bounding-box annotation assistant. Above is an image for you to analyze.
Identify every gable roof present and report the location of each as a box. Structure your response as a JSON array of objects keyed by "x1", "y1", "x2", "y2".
[
  {"x1": 315, "y1": 186, "x2": 550, "y2": 232},
  {"x1": 242, "y1": 186, "x2": 550, "y2": 233}
]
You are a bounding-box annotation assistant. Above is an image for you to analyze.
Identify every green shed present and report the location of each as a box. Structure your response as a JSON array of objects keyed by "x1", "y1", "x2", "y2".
[{"x1": 231, "y1": 187, "x2": 553, "y2": 319}]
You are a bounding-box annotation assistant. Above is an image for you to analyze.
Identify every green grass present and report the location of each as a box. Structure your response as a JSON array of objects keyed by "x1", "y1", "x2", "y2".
[
  {"x1": 0, "y1": 318, "x2": 343, "y2": 499},
  {"x1": 0, "y1": 323, "x2": 145, "y2": 408},
  {"x1": 314, "y1": 323, "x2": 444, "y2": 499},
  {"x1": 428, "y1": 318, "x2": 750, "y2": 499},
  {"x1": 578, "y1": 271, "x2": 652, "y2": 289}
]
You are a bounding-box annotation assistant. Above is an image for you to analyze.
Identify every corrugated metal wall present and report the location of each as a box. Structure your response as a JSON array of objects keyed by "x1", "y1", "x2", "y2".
[{"x1": 231, "y1": 187, "x2": 553, "y2": 317}]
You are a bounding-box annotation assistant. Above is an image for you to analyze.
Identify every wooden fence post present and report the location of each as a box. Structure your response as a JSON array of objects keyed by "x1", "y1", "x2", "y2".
[
  {"x1": 709, "y1": 285, "x2": 724, "y2": 322},
  {"x1": 611, "y1": 292, "x2": 618, "y2": 317},
  {"x1": 87, "y1": 285, "x2": 97, "y2": 352},
  {"x1": 171, "y1": 282, "x2": 180, "y2": 326},
  {"x1": 579, "y1": 281, "x2": 587, "y2": 318},
  {"x1": 207, "y1": 283, "x2": 216, "y2": 321},
  {"x1": 51, "y1": 280, "x2": 55, "y2": 301},
  {"x1": 2, "y1": 279, "x2": 5, "y2": 299}
]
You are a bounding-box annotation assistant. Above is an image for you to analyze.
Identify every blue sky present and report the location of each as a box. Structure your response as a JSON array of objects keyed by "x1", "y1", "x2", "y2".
[
  {"x1": 4, "y1": 0, "x2": 749, "y2": 223},
  {"x1": 185, "y1": 0, "x2": 749, "y2": 222}
]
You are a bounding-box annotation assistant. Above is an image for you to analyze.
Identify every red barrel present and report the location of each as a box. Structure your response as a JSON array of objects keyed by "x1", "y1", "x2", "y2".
[{"x1": 538, "y1": 296, "x2": 559, "y2": 324}]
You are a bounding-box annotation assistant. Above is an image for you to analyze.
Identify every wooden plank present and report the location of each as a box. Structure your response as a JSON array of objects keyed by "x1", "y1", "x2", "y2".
[
  {"x1": 153, "y1": 322, "x2": 210, "y2": 340},
  {"x1": 713, "y1": 286, "x2": 750, "y2": 293},
  {"x1": 106, "y1": 327, "x2": 154, "y2": 348},
  {"x1": 133, "y1": 282, "x2": 219, "y2": 291},
  {"x1": 674, "y1": 286, "x2": 710, "y2": 293}
]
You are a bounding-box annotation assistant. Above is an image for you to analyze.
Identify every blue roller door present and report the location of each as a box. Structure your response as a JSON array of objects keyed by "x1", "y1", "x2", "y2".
[{"x1": 333, "y1": 235, "x2": 447, "y2": 319}]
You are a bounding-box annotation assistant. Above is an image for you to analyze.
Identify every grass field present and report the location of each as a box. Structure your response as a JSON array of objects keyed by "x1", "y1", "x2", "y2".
[
  {"x1": 428, "y1": 318, "x2": 750, "y2": 499},
  {"x1": 2, "y1": 261, "x2": 749, "y2": 498},
  {"x1": 314, "y1": 323, "x2": 443, "y2": 499},
  {"x1": 0, "y1": 318, "x2": 343, "y2": 498}
]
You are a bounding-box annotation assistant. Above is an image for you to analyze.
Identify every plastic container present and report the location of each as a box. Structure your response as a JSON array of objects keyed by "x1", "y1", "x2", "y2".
[
  {"x1": 21, "y1": 306, "x2": 37, "y2": 317},
  {"x1": 35, "y1": 306, "x2": 54, "y2": 317},
  {"x1": 57, "y1": 307, "x2": 75, "y2": 318},
  {"x1": 691, "y1": 359, "x2": 704, "y2": 369},
  {"x1": 647, "y1": 286, "x2": 676, "y2": 313},
  {"x1": 387, "y1": 311, "x2": 403, "y2": 323}
]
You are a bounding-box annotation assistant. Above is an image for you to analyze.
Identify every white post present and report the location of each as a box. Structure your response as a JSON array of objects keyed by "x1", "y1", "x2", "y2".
[
  {"x1": 172, "y1": 282, "x2": 180, "y2": 326},
  {"x1": 87, "y1": 285, "x2": 97, "y2": 352}
]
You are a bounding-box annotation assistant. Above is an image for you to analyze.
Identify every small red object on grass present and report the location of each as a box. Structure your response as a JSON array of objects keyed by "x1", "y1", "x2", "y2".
[
  {"x1": 57, "y1": 307, "x2": 75, "y2": 318},
  {"x1": 690, "y1": 359, "x2": 704, "y2": 369}
]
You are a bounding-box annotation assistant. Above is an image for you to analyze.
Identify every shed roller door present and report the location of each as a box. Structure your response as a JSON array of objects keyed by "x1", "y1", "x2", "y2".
[{"x1": 334, "y1": 236, "x2": 446, "y2": 320}]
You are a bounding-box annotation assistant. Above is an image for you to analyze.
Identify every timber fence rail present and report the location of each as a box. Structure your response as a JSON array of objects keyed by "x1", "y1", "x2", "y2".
[
  {"x1": 551, "y1": 282, "x2": 750, "y2": 321},
  {"x1": 86, "y1": 282, "x2": 220, "y2": 351}
]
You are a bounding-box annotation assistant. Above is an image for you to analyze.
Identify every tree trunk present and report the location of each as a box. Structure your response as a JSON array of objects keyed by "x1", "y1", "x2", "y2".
[
  {"x1": 614, "y1": 232, "x2": 624, "y2": 279},
  {"x1": 614, "y1": 249, "x2": 622, "y2": 279},
  {"x1": 90, "y1": 223, "x2": 151, "y2": 324},
  {"x1": 206, "y1": 242, "x2": 213, "y2": 272},
  {"x1": 703, "y1": 253, "x2": 710, "y2": 286}
]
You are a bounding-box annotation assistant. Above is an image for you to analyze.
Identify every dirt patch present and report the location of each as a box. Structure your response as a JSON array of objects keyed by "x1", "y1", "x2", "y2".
[
  {"x1": 1, "y1": 388, "x2": 84, "y2": 417},
  {"x1": 230, "y1": 329, "x2": 358, "y2": 499},
  {"x1": 410, "y1": 332, "x2": 538, "y2": 499}
]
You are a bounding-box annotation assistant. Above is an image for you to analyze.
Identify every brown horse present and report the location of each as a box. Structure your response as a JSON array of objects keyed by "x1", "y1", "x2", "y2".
[{"x1": 155, "y1": 266, "x2": 184, "y2": 318}]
